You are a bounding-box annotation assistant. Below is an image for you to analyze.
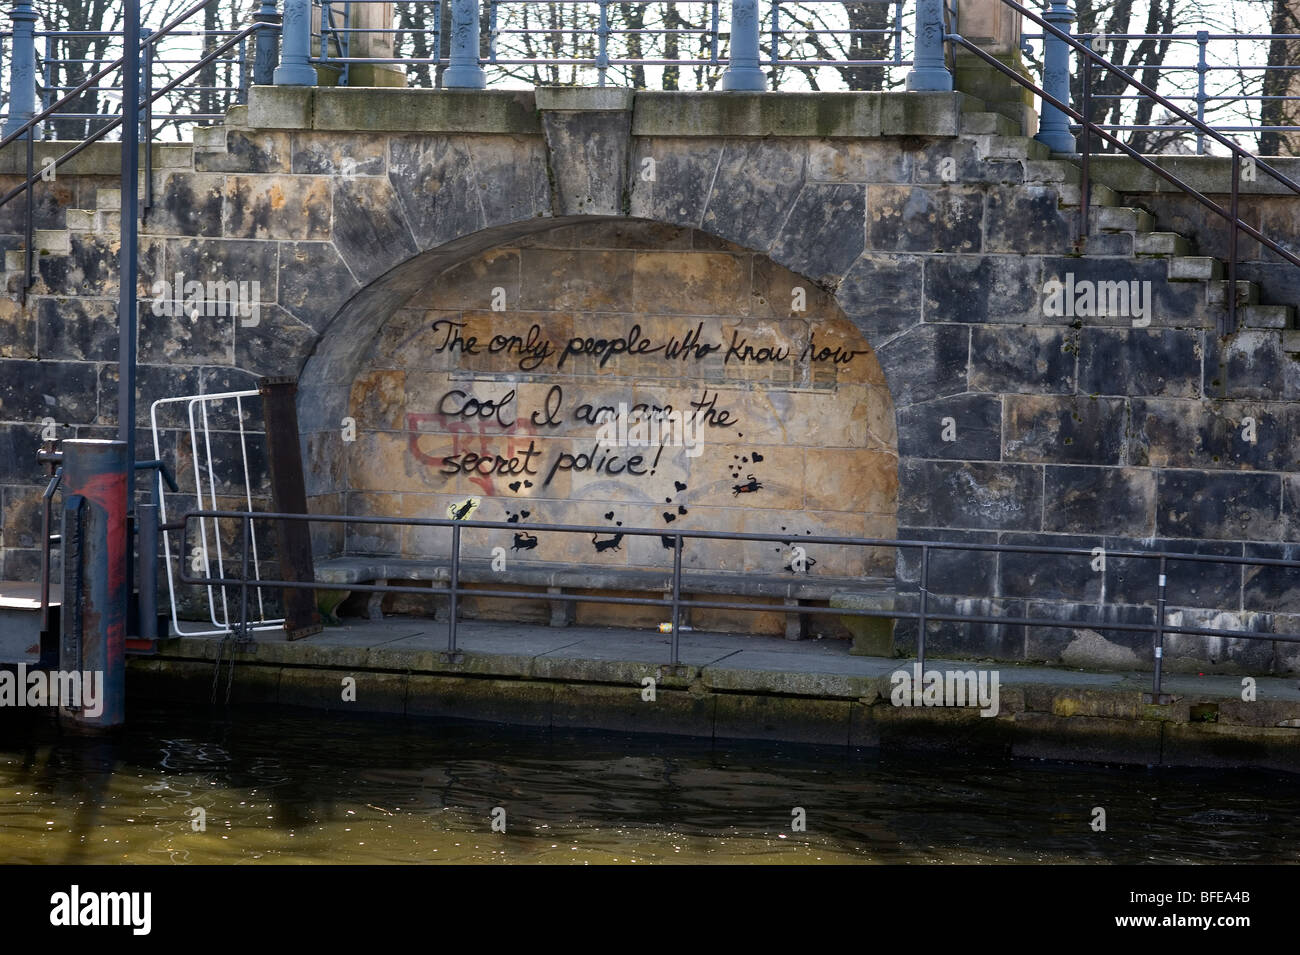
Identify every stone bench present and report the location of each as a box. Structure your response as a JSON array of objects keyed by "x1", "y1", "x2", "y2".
[{"x1": 314, "y1": 555, "x2": 895, "y2": 651}]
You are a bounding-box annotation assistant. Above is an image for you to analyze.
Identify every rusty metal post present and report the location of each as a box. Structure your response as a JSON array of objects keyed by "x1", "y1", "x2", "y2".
[
  {"x1": 59, "y1": 439, "x2": 128, "y2": 730},
  {"x1": 258, "y1": 376, "x2": 323, "y2": 639}
]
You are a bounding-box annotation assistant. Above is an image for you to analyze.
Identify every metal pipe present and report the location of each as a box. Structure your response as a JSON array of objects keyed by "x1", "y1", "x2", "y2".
[
  {"x1": 670, "y1": 533, "x2": 682, "y2": 665},
  {"x1": 59, "y1": 440, "x2": 129, "y2": 730},
  {"x1": 1228, "y1": 151, "x2": 1239, "y2": 336},
  {"x1": 1079, "y1": 46, "x2": 1091, "y2": 245},
  {"x1": 449, "y1": 522, "x2": 461, "y2": 653},
  {"x1": 138, "y1": 499, "x2": 159, "y2": 642},
  {"x1": 118, "y1": 0, "x2": 141, "y2": 645},
  {"x1": 1195, "y1": 30, "x2": 1207, "y2": 155},
  {"x1": 720, "y1": 0, "x2": 766, "y2": 91},
  {"x1": 1152, "y1": 555, "x2": 1167, "y2": 698},
  {"x1": 917, "y1": 544, "x2": 929, "y2": 676}
]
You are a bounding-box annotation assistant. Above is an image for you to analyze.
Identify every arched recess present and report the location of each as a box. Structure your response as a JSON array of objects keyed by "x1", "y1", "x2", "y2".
[{"x1": 296, "y1": 218, "x2": 899, "y2": 632}]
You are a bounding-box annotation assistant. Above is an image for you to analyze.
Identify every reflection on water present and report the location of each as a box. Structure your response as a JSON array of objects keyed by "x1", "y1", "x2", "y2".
[{"x1": 0, "y1": 704, "x2": 1296, "y2": 864}]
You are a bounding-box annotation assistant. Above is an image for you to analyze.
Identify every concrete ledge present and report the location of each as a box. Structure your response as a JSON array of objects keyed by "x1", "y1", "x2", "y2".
[
  {"x1": 244, "y1": 86, "x2": 543, "y2": 134},
  {"x1": 536, "y1": 86, "x2": 635, "y2": 111},
  {"x1": 632, "y1": 91, "x2": 963, "y2": 138},
  {"x1": 0, "y1": 141, "x2": 185, "y2": 176},
  {"x1": 131, "y1": 631, "x2": 1300, "y2": 771}
]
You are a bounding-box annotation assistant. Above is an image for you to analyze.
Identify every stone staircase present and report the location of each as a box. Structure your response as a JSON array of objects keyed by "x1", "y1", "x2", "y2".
[{"x1": 957, "y1": 102, "x2": 1297, "y2": 331}]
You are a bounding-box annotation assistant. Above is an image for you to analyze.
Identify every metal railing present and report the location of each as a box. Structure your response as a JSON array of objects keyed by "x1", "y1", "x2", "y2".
[
  {"x1": 175, "y1": 509, "x2": 1300, "y2": 702},
  {"x1": 287, "y1": 0, "x2": 913, "y2": 90},
  {"x1": 1022, "y1": 29, "x2": 1300, "y2": 155},
  {"x1": 945, "y1": 0, "x2": 1300, "y2": 337},
  {"x1": 151, "y1": 390, "x2": 282, "y2": 639}
]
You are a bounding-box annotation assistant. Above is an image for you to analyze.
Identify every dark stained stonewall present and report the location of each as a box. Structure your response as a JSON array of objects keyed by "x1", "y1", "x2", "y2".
[
  {"x1": 924, "y1": 254, "x2": 1041, "y2": 324},
  {"x1": 1042, "y1": 466, "x2": 1156, "y2": 536},
  {"x1": 898, "y1": 460, "x2": 1043, "y2": 532},
  {"x1": 769, "y1": 182, "x2": 865, "y2": 284},
  {"x1": 1003, "y1": 395, "x2": 1126, "y2": 465},
  {"x1": 897, "y1": 393, "x2": 1001, "y2": 461},
  {"x1": 1078, "y1": 328, "x2": 1202, "y2": 398},
  {"x1": 867, "y1": 184, "x2": 982, "y2": 254},
  {"x1": 1156, "y1": 470, "x2": 1281, "y2": 541},
  {"x1": 970, "y1": 326, "x2": 1075, "y2": 393}
]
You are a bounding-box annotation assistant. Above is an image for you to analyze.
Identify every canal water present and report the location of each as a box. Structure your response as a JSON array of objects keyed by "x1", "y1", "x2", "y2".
[{"x1": 0, "y1": 703, "x2": 1296, "y2": 864}]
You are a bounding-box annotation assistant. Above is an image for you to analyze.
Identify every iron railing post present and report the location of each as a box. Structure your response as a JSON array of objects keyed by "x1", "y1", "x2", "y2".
[
  {"x1": 1228, "y1": 151, "x2": 1239, "y2": 335},
  {"x1": 596, "y1": 0, "x2": 609, "y2": 87},
  {"x1": 917, "y1": 544, "x2": 929, "y2": 676},
  {"x1": 3, "y1": 0, "x2": 37, "y2": 136},
  {"x1": 1195, "y1": 31, "x2": 1208, "y2": 155},
  {"x1": 905, "y1": 0, "x2": 951, "y2": 91},
  {"x1": 444, "y1": 0, "x2": 486, "y2": 88},
  {"x1": 254, "y1": 0, "x2": 281, "y2": 86},
  {"x1": 1079, "y1": 44, "x2": 1091, "y2": 244},
  {"x1": 41, "y1": 32, "x2": 52, "y2": 131},
  {"x1": 138, "y1": 494, "x2": 159, "y2": 642},
  {"x1": 448, "y1": 522, "x2": 461, "y2": 653},
  {"x1": 273, "y1": 0, "x2": 317, "y2": 84},
  {"x1": 671, "y1": 533, "x2": 682, "y2": 665},
  {"x1": 1152, "y1": 554, "x2": 1167, "y2": 698},
  {"x1": 1036, "y1": 0, "x2": 1077, "y2": 153},
  {"x1": 238, "y1": 511, "x2": 251, "y2": 643},
  {"x1": 720, "y1": 0, "x2": 766, "y2": 91},
  {"x1": 22, "y1": 125, "x2": 32, "y2": 300}
]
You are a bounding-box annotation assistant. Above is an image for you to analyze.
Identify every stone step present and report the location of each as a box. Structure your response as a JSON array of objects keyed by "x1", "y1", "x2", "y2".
[
  {"x1": 1239, "y1": 304, "x2": 1294, "y2": 329},
  {"x1": 1094, "y1": 205, "x2": 1155, "y2": 233},
  {"x1": 1167, "y1": 256, "x2": 1222, "y2": 281},
  {"x1": 157, "y1": 144, "x2": 194, "y2": 169},
  {"x1": 974, "y1": 134, "x2": 1052, "y2": 161},
  {"x1": 32, "y1": 229, "x2": 70, "y2": 254},
  {"x1": 1135, "y1": 231, "x2": 1190, "y2": 256},
  {"x1": 961, "y1": 111, "x2": 1021, "y2": 136},
  {"x1": 66, "y1": 208, "x2": 121, "y2": 233},
  {"x1": 1022, "y1": 159, "x2": 1079, "y2": 184},
  {"x1": 65, "y1": 208, "x2": 95, "y2": 232},
  {"x1": 1207, "y1": 280, "x2": 1261, "y2": 307},
  {"x1": 192, "y1": 125, "x2": 227, "y2": 151},
  {"x1": 1057, "y1": 181, "x2": 1119, "y2": 207}
]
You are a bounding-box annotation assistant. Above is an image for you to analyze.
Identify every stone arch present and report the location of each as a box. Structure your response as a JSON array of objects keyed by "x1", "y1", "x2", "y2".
[{"x1": 295, "y1": 216, "x2": 903, "y2": 628}]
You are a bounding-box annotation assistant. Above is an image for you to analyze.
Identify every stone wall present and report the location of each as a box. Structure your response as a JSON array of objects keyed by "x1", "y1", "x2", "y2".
[{"x1": 0, "y1": 87, "x2": 1296, "y2": 670}]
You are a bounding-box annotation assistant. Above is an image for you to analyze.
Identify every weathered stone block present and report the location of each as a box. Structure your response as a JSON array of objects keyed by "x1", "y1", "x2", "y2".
[
  {"x1": 1156, "y1": 470, "x2": 1282, "y2": 541},
  {"x1": 898, "y1": 460, "x2": 1043, "y2": 531},
  {"x1": 1003, "y1": 394, "x2": 1126, "y2": 465}
]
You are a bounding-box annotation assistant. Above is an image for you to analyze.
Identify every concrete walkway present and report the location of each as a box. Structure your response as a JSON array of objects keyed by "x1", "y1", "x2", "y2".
[{"x1": 129, "y1": 617, "x2": 1300, "y2": 773}]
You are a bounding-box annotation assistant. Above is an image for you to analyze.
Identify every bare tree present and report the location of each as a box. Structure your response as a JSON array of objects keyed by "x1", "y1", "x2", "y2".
[{"x1": 1260, "y1": 0, "x2": 1300, "y2": 155}]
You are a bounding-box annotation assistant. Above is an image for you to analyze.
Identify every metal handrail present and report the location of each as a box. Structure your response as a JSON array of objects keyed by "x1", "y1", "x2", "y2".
[
  {"x1": 0, "y1": 13, "x2": 273, "y2": 294},
  {"x1": 951, "y1": 0, "x2": 1300, "y2": 336},
  {"x1": 176, "y1": 508, "x2": 1300, "y2": 701},
  {"x1": 1021, "y1": 29, "x2": 1300, "y2": 154}
]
